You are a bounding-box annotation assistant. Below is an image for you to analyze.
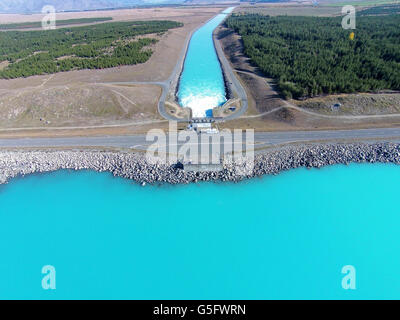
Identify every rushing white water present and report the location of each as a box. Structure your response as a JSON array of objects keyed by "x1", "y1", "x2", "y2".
[{"x1": 177, "y1": 8, "x2": 234, "y2": 118}]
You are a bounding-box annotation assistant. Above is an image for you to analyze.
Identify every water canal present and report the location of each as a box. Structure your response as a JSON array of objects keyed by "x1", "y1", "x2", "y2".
[{"x1": 177, "y1": 7, "x2": 233, "y2": 118}]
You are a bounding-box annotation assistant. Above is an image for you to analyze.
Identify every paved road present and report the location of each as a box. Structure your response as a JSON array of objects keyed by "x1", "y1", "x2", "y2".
[{"x1": 1, "y1": 127, "x2": 400, "y2": 150}]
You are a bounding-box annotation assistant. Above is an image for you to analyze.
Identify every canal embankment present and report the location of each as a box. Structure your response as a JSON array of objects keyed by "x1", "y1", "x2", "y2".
[
  {"x1": 166, "y1": 7, "x2": 247, "y2": 120},
  {"x1": 212, "y1": 25, "x2": 248, "y2": 120},
  {"x1": 1, "y1": 142, "x2": 400, "y2": 185},
  {"x1": 160, "y1": 13, "x2": 219, "y2": 121}
]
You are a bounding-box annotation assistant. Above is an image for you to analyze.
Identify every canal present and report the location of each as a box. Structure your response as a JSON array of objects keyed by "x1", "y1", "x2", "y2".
[{"x1": 177, "y1": 7, "x2": 234, "y2": 118}]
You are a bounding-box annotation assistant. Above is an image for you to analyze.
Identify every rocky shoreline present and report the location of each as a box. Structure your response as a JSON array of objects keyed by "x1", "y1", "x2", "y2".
[{"x1": 1, "y1": 142, "x2": 400, "y2": 185}]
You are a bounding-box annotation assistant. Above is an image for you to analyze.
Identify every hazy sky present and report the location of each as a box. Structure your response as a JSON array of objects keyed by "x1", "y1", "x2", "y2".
[{"x1": 0, "y1": 0, "x2": 183, "y2": 14}]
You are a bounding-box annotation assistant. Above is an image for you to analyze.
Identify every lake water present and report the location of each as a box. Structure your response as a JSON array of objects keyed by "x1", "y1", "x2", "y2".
[
  {"x1": 177, "y1": 8, "x2": 233, "y2": 117},
  {"x1": 1, "y1": 7, "x2": 399, "y2": 300},
  {"x1": 1, "y1": 163, "x2": 400, "y2": 299}
]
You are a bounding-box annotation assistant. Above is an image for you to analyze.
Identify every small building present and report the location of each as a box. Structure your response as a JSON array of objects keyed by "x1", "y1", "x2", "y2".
[
  {"x1": 191, "y1": 123, "x2": 220, "y2": 134},
  {"x1": 183, "y1": 162, "x2": 223, "y2": 172}
]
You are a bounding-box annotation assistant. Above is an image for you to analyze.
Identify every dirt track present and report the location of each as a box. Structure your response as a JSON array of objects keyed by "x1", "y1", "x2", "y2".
[
  {"x1": 0, "y1": 7, "x2": 223, "y2": 135},
  {"x1": 217, "y1": 24, "x2": 400, "y2": 132}
]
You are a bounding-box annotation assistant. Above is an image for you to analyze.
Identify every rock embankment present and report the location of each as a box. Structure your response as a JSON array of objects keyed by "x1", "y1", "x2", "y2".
[{"x1": 1, "y1": 143, "x2": 400, "y2": 185}]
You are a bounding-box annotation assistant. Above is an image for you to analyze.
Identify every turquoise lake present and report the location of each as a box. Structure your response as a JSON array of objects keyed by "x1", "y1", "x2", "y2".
[
  {"x1": 1, "y1": 6, "x2": 400, "y2": 300},
  {"x1": 177, "y1": 8, "x2": 233, "y2": 117},
  {"x1": 1, "y1": 163, "x2": 400, "y2": 299}
]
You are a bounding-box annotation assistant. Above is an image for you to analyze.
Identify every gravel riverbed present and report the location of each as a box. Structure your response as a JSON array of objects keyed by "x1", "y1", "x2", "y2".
[{"x1": 1, "y1": 143, "x2": 400, "y2": 185}]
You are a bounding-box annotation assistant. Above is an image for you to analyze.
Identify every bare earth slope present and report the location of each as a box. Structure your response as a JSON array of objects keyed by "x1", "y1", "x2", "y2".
[
  {"x1": 0, "y1": 6, "x2": 222, "y2": 135},
  {"x1": 217, "y1": 22, "x2": 400, "y2": 132}
]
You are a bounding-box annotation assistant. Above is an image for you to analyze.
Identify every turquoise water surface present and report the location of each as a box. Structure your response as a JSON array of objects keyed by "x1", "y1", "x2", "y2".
[
  {"x1": 177, "y1": 8, "x2": 233, "y2": 117},
  {"x1": 2, "y1": 6, "x2": 400, "y2": 301},
  {"x1": 1, "y1": 163, "x2": 400, "y2": 299}
]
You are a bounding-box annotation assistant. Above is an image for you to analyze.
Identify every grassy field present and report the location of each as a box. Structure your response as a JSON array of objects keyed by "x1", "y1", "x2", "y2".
[
  {"x1": 323, "y1": 0, "x2": 400, "y2": 7},
  {"x1": 294, "y1": 93, "x2": 400, "y2": 115},
  {"x1": 0, "y1": 7, "x2": 222, "y2": 134},
  {"x1": 236, "y1": 2, "x2": 400, "y2": 16},
  {"x1": 0, "y1": 20, "x2": 182, "y2": 79},
  {"x1": 236, "y1": 5, "x2": 342, "y2": 16},
  {"x1": 0, "y1": 17, "x2": 113, "y2": 30},
  {"x1": 0, "y1": 83, "x2": 162, "y2": 128},
  {"x1": 358, "y1": 3, "x2": 400, "y2": 14}
]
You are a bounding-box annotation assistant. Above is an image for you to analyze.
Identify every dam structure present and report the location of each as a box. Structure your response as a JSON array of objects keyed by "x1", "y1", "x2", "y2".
[{"x1": 177, "y1": 7, "x2": 234, "y2": 118}]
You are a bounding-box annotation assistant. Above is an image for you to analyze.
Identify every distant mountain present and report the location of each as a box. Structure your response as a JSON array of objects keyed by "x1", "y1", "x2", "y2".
[{"x1": 0, "y1": 0, "x2": 183, "y2": 14}]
